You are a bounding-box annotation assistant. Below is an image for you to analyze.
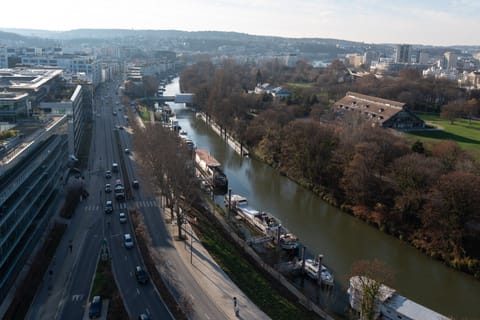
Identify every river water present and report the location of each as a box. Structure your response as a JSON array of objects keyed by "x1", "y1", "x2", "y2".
[{"x1": 165, "y1": 78, "x2": 480, "y2": 319}]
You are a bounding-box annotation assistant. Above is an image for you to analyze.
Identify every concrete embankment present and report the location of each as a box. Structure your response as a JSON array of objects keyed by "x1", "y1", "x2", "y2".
[{"x1": 196, "y1": 112, "x2": 249, "y2": 157}]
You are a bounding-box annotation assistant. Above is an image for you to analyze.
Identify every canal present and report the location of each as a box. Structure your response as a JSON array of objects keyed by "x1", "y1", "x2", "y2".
[{"x1": 165, "y1": 77, "x2": 480, "y2": 318}]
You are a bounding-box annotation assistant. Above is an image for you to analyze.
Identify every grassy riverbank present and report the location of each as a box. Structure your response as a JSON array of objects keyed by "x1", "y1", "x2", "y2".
[{"x1": 191, "y1": 202, "x2": 323, "y2": 320}]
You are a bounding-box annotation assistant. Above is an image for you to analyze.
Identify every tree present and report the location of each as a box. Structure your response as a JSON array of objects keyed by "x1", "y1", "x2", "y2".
[
  {"x1": 422, "y1": 171, "x2": 480, "y2": 258},
  {"x1": 131, "y1": 109, "x2": 198, "y2": 239},
  {"x1": 440, "y1": 100, "x2": 464, "y2": 124},
  {"x1": 349, "y1": 259, "x2": 394, "y2": 320}
]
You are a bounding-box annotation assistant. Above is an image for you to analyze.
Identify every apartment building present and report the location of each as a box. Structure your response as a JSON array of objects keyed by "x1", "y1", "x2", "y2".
[{"x1": 0, "y1": 114, "x2": 68, "y2": 303}]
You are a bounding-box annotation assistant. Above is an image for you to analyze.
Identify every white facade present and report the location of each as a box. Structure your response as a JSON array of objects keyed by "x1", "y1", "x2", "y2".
[{"x1": 21, "y1": 55, "x2": 102, "y2": 86}]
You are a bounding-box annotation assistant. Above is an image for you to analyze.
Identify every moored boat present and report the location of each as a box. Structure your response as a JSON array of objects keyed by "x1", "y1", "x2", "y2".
[
  {"x1": 297, "y1": 258, "x2": 334, "y2": 286},
  {"x1": 194, "y1": 149, "x2": 228, "y2": 191},
  {"x1": 279, "y1": 233, "x2": 299, "y2": 250}
]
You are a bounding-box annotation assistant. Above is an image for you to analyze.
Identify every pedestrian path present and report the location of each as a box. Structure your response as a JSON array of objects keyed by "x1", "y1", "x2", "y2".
[{"x1": 161, "y1": 207, "x2": 270, "y2": 320}]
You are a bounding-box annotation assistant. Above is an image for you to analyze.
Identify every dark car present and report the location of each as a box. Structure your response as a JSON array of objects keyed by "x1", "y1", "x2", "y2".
[
  {"x1": 132, "y1": 179, "x2": 139, "y2": 189},
  {"x1": 104, "y1": 200, "x2": 113, "y2": 214},
  {"x1": 88, "y1": 295, "x2": 102, "y2": 319},
  {"x1": 138, "y1": 313, "x2": 151, "y2": 320},
  {"x1": 135, "y1": 265, "x2": 148, "y2": 284},
  {"x1": 105, "y1": 170, "x2": 112, "y2": 179}
]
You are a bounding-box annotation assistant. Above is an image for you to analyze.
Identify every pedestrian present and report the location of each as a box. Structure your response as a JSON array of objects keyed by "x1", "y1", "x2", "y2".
[{"x1": 233, "y1": 297, "x2": 239, "y2": 317}]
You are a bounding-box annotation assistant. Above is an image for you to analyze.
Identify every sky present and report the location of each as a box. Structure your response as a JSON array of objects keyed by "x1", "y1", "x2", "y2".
[{"x1": 2, "y1": 0, "x2": 479, "y2": 46}]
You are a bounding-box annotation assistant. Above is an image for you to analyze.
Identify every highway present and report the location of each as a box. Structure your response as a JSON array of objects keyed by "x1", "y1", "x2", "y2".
[{"x1": 28, "y1": 77, "x2": 233, "y2": 320}]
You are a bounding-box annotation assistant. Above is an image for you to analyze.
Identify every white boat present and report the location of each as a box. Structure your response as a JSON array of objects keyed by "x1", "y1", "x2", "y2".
[
  {"x1": 252, "y1": 211, "x2": 282, "y2": 235},
  {"x1": 179, "y1": 130, "x2": 188, "y2": 140},
  {"x1": 297, "y1": 258, "x2": 334, "y2": 286},
  {"x1": 279, "y1": 233, "x2": 299, "y2": 250}
]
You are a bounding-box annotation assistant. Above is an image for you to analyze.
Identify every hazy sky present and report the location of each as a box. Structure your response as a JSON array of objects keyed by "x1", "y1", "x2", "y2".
[{"x1": 3, "y1": 0, "x2": 479, "y2": 46}]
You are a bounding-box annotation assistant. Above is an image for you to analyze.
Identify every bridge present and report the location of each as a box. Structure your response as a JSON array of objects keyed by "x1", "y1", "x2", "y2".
[{"x1": 140, "y1": 93, "x2": 194, "y2": 104}]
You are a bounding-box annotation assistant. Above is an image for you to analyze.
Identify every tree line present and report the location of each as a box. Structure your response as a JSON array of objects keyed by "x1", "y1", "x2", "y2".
[{"x1": 180, "y1": 59, "x2": 480, "y2": 278}]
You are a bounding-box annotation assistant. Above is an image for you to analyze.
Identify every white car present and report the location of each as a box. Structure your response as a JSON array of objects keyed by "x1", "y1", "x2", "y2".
[
  {"x1": 124, "y1": 233, "x2": 134, "y2": 248},
  {"x1": 119, "y1": 212, "x2": 127, "y2": 224}
]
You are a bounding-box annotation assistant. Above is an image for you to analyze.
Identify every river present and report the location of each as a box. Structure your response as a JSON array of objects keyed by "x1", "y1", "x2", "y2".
[{"x1": 164, "y1": 77, "x2": 480, "y2": 319}]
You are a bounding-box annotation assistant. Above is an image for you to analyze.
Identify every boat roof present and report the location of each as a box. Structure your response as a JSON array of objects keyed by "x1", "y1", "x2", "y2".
[
  {"x1": 230, "y1": 194, "x2": 248, "y2": 203},
  {"x1": 195, "y1": 148, "x2": 221, "y2": 167},
  {"x1": 383, "y1": 294, "x2": 451, "y2": 320}
]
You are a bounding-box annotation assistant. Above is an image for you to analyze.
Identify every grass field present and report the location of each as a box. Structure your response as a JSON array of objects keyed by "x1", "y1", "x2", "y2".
[{"x1": 406, "y1": 115, "x2": 480, "y2": 159}]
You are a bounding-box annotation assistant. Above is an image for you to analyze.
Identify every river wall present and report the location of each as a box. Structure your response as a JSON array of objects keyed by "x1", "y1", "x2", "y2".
[{"x1": 196, "y1": 112, "x2": 249, "y2": 157}]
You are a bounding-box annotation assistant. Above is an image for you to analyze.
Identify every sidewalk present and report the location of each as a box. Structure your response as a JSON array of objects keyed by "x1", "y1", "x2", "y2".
[
  {"x1": 162, "y1": 207, "x2": 270, "y2": 320},
  {"x1": 26, "y1": 192, "x2": 93, "y2": 320}
]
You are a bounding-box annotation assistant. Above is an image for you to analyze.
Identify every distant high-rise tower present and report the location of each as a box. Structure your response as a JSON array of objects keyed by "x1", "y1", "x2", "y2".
[
  {"x1": 395, "y1": 44, "x2": 411, "y2": 63},
  {"x1": 418, "y1": 51, "x2": 430, "y2": 65},
  {"x1": 444, "y1": 52, "x2": 458, "y2": 69}
]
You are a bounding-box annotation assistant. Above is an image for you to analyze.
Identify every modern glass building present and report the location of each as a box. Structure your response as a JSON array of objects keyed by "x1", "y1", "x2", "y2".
[{"x1": 0, "y1": 115, "x2": 68, "y2": 303}]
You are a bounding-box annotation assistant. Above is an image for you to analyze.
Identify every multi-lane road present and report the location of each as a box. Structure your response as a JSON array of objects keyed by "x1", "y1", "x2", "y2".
[{"x1": 28, "y1": 78, "x2": 233, "y2": 320}]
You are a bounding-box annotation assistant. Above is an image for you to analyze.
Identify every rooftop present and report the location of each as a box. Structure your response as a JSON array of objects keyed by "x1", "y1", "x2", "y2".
[{"x1": 0, "y1": 67, "x2": 63, "y2": 91}]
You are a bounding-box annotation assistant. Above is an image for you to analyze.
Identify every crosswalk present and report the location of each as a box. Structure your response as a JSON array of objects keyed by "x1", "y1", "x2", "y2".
[{"x1": 84, "y1": 200, "x2": 159, "y2": 212}]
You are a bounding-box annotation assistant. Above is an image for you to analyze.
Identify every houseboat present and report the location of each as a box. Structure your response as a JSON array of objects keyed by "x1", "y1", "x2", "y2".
[
  {"x1": 348, "y1": 276, "x2": 450, "y2": 320},
  {"x1": 227, "y1": 194, "x2": 300, "y2": 249},
  {"x1": 194, "y1": 149, "x2": 228, "y2": 191}
]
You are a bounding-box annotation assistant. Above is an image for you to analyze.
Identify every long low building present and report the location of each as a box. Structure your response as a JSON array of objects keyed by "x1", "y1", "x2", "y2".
[{"x1": 334, "y1": 91, "x2": 425, "y2": 130}]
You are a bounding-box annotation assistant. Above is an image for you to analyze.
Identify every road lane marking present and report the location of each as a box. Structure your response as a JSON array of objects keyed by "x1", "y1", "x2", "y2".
[{"x1": 71, "y1": 294, "x2": 83, "y2": 302}]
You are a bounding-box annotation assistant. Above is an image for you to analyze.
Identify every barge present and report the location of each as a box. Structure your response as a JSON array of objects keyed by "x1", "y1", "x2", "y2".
[{"x1": 194, "y1": 148, "x2": 228, "y2": 192}]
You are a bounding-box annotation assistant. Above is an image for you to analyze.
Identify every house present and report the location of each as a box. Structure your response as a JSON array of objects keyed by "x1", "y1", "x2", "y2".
[
  {"x1": 254, "y1": 83, "x2": 291, "y2": 100},
  {"x1": 271, "y1": 87, "x2": 291, "y2": 100},
  {"x1": 254, "y1": 83, "x2": 276, "y2": 95},
  {"x1": 334, "y1": 92, "x2": 425, "y2": 130}
]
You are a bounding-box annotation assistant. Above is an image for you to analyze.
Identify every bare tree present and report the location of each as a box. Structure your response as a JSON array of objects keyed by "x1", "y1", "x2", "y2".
[
  {"x1": 131, "y1": 108, "x2": 199, "y2": 239},
  {"x1": 349, "y1": 259, "x2": 394, "y2": 320}
]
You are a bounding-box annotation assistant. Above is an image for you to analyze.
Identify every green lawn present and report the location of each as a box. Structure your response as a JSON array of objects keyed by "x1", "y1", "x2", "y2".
[
  {"x1": 406, "y1": 115, "x2": 480, "y2": 159},
  {"x1": 286, "y1": 82, "x2": 313, "y2": 89}
]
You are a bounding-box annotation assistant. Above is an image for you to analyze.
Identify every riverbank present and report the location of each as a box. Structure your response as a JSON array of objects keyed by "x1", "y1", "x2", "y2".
[
  {"x1": 167, "y1": 76, "x2": 480, "y2": 318},
  {"x1": 199, "y1": 111, "x2": 480, "y2": 280}
]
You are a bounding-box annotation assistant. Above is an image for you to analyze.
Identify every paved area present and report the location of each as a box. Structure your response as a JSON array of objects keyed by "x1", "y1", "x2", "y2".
[
  {"x1": 162, "y1": 208, "x2": 270, "y2": 320},
  {"x1": 26, "y1": 188, "x2": 96, "y2": 320}
]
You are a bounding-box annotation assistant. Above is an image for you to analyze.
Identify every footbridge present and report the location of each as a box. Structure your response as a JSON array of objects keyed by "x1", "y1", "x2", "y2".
[{"x1": 141, "y1": 93, "x2": 194, "y2": 104}]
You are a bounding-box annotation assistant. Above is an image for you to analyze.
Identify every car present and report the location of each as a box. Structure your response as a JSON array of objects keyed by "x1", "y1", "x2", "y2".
[
  {"x1": 124, "y1": 148, "x2": 130, "y2": 154},
  {"x1": 105, "y1": 170, "x2": 112, "y2": 179},
  {"x1": 132, "y1": 179, "x2": 139, "y2": 189},
  {"x1": 104, "y1": 200, "x2": 113, "y2": 214},
  {"x1": 119, "y1": 212, "x2": 127, "y2": 224},
  {"x1": 138, "y1": 313, "x2": 151, "y2": 320},
  {"x1": 104, "y1": 183, "x2": 112, "y2": 193},
  {"x1": 112, "y1": 162, "x2": 119, "y2": 173},
  {"x1": 135, "y1": 265, "x2": 148, "y2": 284},
  {"x1": 112, "y1": 111, "x2": 117, "y2": 116},
  {"x1": 124, "y1": 233, "x2": 134, "y2": 248},
  {"x1": 88, "y1": 295, "x2": 102, "y2": 319}
]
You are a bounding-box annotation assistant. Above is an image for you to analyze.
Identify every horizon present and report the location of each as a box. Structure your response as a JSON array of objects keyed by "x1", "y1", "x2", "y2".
[
  {"x1": 1, "y1": 27, "x2": 477, "y2": 48},
  {"x1": 1, "y1": 0, "x2": 479, "y2": 47}
]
